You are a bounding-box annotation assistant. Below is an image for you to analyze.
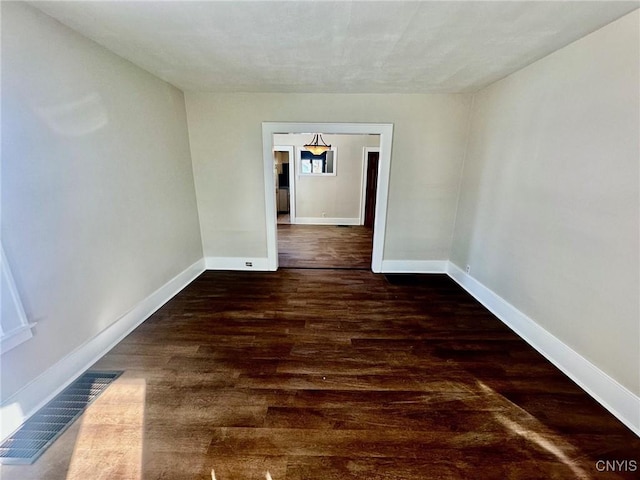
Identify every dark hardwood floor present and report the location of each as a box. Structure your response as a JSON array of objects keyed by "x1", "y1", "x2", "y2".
[
  {"x1": 277, "y1": 224, "x2": 372, "y2": 270},
  {"x1": 3, "y1": 230, "x2": 639, "y2": 479}
]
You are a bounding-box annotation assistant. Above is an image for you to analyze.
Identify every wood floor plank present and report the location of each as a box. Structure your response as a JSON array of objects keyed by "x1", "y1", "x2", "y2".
[{"x1": 277, "y1": 224, "x2": 373, "y2": 269}]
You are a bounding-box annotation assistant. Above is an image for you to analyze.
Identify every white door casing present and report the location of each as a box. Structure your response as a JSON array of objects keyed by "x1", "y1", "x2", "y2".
[{"x1": 262, "y1": 123, "x2": 393, "y2": 272}]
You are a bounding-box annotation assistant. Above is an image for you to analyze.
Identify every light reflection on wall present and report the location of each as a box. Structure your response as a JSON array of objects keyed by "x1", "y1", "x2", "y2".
[{"x1": 35, "y1": 93, "x2": 108, "y2": 137}]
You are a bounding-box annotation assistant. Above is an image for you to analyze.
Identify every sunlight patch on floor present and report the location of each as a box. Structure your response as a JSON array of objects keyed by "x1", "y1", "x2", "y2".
[
  {"x1": 66, "y1": 377, "x2": 146, "y2": 480},
  {"x1": 475, "y1": 380, "x2": 589, "y2": 479},
  {"x1": 0, "y1": 402, "x2": 25, "y2": 442},
  {"x1": 212, "y1": 467, "x2": 275, "y2": 479},
  {"x1": 493, "y1": 413, "x2": 590, "y2": 479}
]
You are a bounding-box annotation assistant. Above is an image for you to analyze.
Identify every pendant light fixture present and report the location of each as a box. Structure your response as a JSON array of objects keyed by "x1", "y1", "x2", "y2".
[{"x1": 304, "y1": 133, "x2": 331, "y2": 155}]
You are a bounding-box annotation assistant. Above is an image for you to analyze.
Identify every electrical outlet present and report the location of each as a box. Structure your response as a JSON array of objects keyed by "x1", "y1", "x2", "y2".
[
  {"x1": 322, "y1": 212, "x2": 326, "y2": 218},
  {"x1": 465, "y1": 265, "x2": 471, "y2": 274}
]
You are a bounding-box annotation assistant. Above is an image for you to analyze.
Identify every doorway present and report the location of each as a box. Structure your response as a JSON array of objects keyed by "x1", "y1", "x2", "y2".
[
  {"x1": 262, "y1": 123, "x2": 394, "y2": 272},
  {"x1": 273, "y1": 146, "x2": 294, "y2": 224},
  {"x1": 361, "y1": 147, "x2": 380, "y2": 229}
]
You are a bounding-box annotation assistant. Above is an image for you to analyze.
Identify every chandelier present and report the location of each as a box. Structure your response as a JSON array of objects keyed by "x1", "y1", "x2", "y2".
[{"x1": 303, "y1": 133, "x2": 331, "y2": 155}]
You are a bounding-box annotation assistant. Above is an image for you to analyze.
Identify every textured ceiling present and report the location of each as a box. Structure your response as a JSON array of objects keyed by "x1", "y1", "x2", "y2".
[{"x1": 30, "y1": 1, "x2": 639, "y2": 93}]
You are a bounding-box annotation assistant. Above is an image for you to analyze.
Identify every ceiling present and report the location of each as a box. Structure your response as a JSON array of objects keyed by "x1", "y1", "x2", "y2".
[{"x1": 30, "y1": 1, "x2": 639, "y2": 94}]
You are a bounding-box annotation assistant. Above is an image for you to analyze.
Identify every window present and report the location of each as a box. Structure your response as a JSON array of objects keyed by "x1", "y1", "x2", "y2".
[
  {"x1": 298, "y1": 148, "x2": 337, "y2": 176},
  {"x1": 1, "y1": 245, "x2": 35, "y2": 353}
]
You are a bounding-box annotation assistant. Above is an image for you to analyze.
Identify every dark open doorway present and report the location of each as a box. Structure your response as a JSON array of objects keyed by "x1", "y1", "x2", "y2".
[{"x1": 364, "y1": 151, "x2": 380, "y2": 228}]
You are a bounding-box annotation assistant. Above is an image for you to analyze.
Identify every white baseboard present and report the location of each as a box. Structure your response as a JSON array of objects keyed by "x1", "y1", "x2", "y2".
[
  {"x1": 293, "y1": 217, "x2": 361, "y2": 226},
  {"x1": 205, "y1": 256, "x2": 270, "y2": 271},
  {"x1": 381, "y1": 260, "x2": 448, "y2": 273},
  {"x1": 0, "y1": 258, "x2": 205, "y2": 441},
  {"x1": 446, "y1": 261, "x2": 640, "y2": 437}
]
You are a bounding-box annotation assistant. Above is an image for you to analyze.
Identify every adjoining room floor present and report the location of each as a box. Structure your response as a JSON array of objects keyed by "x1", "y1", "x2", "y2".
[
  {"x1": 277, "y1": 224, "x2": 373, "y2": 270},
  {"x1": 2, "y1": 269, "x2": 638, "y2": 480}
]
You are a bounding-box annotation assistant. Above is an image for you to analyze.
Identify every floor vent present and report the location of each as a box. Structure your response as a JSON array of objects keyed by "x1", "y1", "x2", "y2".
[{"x1": 0, "y1": 370, "x2": 123, "y2": 465}]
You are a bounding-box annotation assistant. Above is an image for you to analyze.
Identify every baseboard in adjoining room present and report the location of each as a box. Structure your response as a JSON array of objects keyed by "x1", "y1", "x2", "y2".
[
  {"x1": 293, "y1": 217, "x2": 361, "y2": 226},
  {"x1": 446, "y1": 261, "x2": 640, "y2": 437},
  {"x1": 0, "y1": 258, "x2": 205, "y2": 442}
]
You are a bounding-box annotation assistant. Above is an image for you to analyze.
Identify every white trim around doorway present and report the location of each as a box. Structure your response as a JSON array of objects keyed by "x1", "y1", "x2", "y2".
[{"x1": 262, "y1": 123, "x2": 393, "y2": 273}]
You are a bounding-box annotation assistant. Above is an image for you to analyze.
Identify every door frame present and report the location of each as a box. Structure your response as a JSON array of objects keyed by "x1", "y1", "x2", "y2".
[
  {"x1": 262, "y1": 122, "x2": 393, "y2": 272},
  {"x1": 273, "y1": 145, "x2": 296, "y2": 222},
  {"x1": 360, "y1": 147, "x2": 380, "y2": 226}
]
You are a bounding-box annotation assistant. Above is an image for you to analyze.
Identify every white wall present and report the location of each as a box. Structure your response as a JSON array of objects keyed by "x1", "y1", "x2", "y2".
[
  {"x1": 1, "y1": 2, "x2": 203, "y2": 402},
  {"x1": 185, "y1": 93, "x2": 471, "y2": 260},
  {"x1": 451, "y1": 11, "x2": 639, "y2": 395},
  {"x1": 273, "y1": 134, "x2": 379, "y2": 222}
]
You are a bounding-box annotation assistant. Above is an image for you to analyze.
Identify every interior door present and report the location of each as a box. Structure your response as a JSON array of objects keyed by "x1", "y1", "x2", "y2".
[{"x1": 364, "y1": 152, "x2": 379, "y2": 228}]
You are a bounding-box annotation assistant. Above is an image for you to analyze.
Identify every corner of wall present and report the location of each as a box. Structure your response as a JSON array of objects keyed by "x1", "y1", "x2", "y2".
[
  {"x1": 180, "y1": 91, "x2": 206, "y2": 260},
  {"x1": 447, "y1": 92, "x2": 477, "y2": 263}
]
